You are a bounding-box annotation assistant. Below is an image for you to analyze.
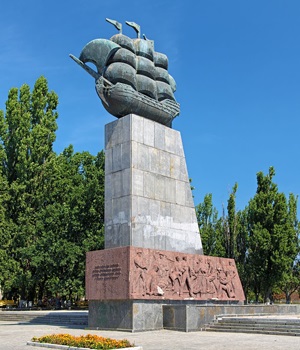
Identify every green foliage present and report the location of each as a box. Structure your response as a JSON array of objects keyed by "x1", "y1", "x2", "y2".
[
  {"x1": 0, "y1": 77, "x2": 105, "y2": 301},
  {"x1": 196, "y1": 167, "x2": 300, "y2": 303},
  {"x1": 196, "y1": 194, "x2": 226, "y2": 257},
  {"x1": 273, "y1": 193, "x2": 300, "y2": 302},
  {"x1": 226, "y1": 183, "x2": 238, "y2": 258},
  {"x1": 247, "y1": 167, "x2": 299, "y2": 301}
]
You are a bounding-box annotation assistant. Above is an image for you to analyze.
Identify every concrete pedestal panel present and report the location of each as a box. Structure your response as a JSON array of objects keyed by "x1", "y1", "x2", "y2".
[
  {"x1": 88, "y1": 300, "x2": 163, "y2": 332},
  {"x1": 104, "y1": 114, "x2": 202, "y2": 254}
]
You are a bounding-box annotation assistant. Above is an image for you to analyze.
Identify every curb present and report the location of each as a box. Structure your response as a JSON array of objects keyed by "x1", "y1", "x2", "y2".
[{"x1": 27, "y1": 341, "x2": 143, "y2": 350}]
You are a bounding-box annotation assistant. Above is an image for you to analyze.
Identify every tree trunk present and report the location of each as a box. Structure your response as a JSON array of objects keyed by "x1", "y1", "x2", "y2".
[{"x1": 285, "y1": 291, "x2": 291, "y2": 304}]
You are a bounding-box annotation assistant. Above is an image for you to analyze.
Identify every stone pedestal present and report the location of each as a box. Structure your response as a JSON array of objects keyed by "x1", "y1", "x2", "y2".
[
  {"x1": 87, "y1": 114, "x2": 245, "y2": 331},
  {"x1": 86, "y1": 247, "x2": 245, "y2": 331},
  {"x1": 104, "y1": 114, "x2": 202, "y2": 254}
]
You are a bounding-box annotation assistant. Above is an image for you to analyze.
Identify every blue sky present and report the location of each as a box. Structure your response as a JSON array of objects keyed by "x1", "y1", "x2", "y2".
[{"x1": 1, "y1": 0, "x2": 299, "y2": 214}]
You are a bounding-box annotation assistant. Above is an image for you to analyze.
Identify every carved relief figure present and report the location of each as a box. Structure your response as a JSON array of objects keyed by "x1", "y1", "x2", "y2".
[
  {"x1": 201, "y1": 258, "x2": 217, "y2": 295},
  {"x1": 132, "y1": 251, "x2": 148, "y2": 295},
  {"x1": 146, "y1": 264, "x2": 164, "y2": 296},
  {"x1": 178, "y1": 256, "x2": 193, "y2": 297},
  {"x1": 189, "y1": 258, "x2": 206, "y2": 297},
  {"x1": 130, "y1": 249, "x2": 240, "y2": 300},
  {"x1": 169, "y1": 256, "x2": 182, "y2": 292},
  {"x1": 216, "y1": 264, "x2": 236, "y2": 298},
  {"x1": 155, "y1": 252, "x2": 170, "y2": 290},
  {"x1": 226, "y1": 260, "x2": 237, "y2": 295}
]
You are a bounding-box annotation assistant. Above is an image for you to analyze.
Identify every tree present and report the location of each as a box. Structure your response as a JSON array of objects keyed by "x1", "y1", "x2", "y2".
[
  {"x1": 0, "y1": 77, "x2": 59, "y2": 299},
  {"x1": 226, "y1": 183, "x2": 238, "y2": 259},
  {"x1": 40, "y1": 147, "x2": 105, "y2": 299},
  {"x1": 196, "y1": 194, "x2": 226, "y2": 257},
  {"x1": 224, "y1": 184, "x2": 250, "y2": 295},
  {"x1": 196, "y1": 170, "x2": 299, "y2": 303},
  {"x1": 0, "y1": 77, "x2": 105, "y2": 302},
  {"x1": 276, "y1": 193, "x2": 300, "y2": 303},
  {"x1": 247, "y1": 167, "x2": 299, "y2": 302},
  {"x1": 0, "y1": 113, "x2": 17, "y2": 295},
  {"x1": 234, "y1": 207, "x2": 250, "y2": 297}
]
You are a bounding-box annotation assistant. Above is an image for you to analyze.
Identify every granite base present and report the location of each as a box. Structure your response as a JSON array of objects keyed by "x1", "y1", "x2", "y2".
[
  {"x1": 88, "y1": 301, "x2": 300, "y2": 332},
  {"x1": 163, "y1": 303, "x2": 300, "y2": 332},
  {"x1": 88, "y1": 300, "x2": 163, "y2": 332}
]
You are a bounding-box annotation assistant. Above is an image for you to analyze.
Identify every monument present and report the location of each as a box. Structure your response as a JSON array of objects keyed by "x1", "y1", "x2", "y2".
[{"x1": 70, "y1": 18, "x2": 245, "y2": 331}]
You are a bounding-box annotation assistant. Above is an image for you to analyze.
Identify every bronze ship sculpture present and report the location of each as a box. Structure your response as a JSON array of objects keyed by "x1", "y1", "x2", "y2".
[{"x1": 70, "y1": 18, "x2": 180, "y2": 127}]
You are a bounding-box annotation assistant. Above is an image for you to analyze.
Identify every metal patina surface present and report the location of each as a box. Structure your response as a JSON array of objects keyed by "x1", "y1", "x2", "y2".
[{"x1": 70, "y1": 18, "x2": 180, "y2": 127}]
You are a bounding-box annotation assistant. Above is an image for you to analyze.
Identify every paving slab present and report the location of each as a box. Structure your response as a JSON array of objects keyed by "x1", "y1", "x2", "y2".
[{"x1": 1, "y1": 319, "x2": 300, "y2": 350}]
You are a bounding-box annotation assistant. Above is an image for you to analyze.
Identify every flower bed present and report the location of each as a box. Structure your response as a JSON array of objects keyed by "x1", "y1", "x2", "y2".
[{"x1": 30, "y1": 333, "x2": 136, "y2": 349}]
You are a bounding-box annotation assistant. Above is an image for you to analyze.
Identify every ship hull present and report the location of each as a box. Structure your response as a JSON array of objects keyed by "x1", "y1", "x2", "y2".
[{"x1": 96, "y1": 77, "x2": 180, "y2": 127}]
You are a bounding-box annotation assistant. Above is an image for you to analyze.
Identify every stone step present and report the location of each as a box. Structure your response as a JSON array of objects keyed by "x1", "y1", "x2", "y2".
[
  {"x1": 219, "y1": 320, "x2": 300, "y2": 327},
  {"x1": 206, "y1": 327, "x2": 300, "y2": 336},
  {"x1": 208, "y1": 324, "x2": 300, "y2": 332},
  {"x1": 206, "y1": 316, "x2": 300, "y2": 336},
  {"x1": 220, "y1": 317, "x2": 300, "y2": 325},
  {"x1": 0, "y1": 311, "x2": 88, "y2": 326}
]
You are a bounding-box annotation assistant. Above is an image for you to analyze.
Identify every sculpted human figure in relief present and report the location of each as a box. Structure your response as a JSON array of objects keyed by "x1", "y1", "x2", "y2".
[{"x1": 132, "y1": 251, "x2": 148, "y2": 295}]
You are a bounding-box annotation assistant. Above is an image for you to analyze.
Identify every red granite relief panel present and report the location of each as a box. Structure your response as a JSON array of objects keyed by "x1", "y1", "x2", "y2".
[{"x1": 86, "y1": 246, "x2": 245, "y2": 302}]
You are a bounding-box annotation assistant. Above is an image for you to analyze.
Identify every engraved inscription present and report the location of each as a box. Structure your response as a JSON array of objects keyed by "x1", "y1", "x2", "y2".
[{"x1": 92, "y1": 264, "x2": 121, "y2": 281}]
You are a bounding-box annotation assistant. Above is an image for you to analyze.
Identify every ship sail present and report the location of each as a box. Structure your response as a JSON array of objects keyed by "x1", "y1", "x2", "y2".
[
  {"x1": 79, "y1": 39, "x2": 120, "y2": 74},
  {"x1": 101, "y1": 32, "x2": 176, "y2": 103}
]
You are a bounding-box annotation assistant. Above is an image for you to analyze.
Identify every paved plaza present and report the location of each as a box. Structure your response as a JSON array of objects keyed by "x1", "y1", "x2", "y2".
[{"x1": 1, "y1": 319, "x2": 300, "y2": 350}]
